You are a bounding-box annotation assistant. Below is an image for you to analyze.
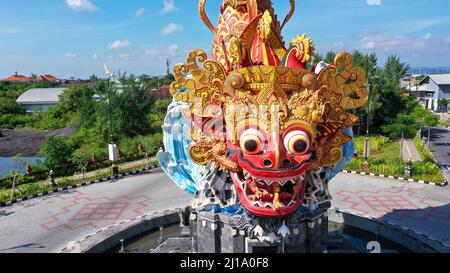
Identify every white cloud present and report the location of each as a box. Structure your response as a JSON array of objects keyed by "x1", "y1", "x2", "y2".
[
  {"x1": 360, "y1": 33, "x2": 449, "y2": 52},
  {"x1": 135, "y1": 8, "x2": 145, "y2": 17},
  {"x1": 330, "y1": 41, "x2": 345, "y2": 50},
  {"x1": 161, "y1": 0, "x2": 177, "y2": 14},
  {"x1": 120, "y1": 53, "x2": 135, "y2": 59},
  {"x1": 66, "y1": 0, "x2": 99, "y2": 11},
  {"x1": 108, "y1": 40, "x2": 131, "y2": 50},
  {"x1": 146, "y1": 44, "x2": 180, "y2": 58},
  {"x1": 161, "y1": 23, "x2": 183, "y2": 35},
  {"x1": 92, "y1": 53, "x2": 98, "y2": 60},
  {"x1": 366, "y1": 0, "x2": 381, "y2": 6},
  {"x1": 64, "y1": 53, "x2": 77, "y2": 58}
]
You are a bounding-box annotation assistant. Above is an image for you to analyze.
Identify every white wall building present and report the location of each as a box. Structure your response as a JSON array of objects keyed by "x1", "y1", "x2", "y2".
[
  {"x1": 16, "y1": 88, "x2": 66, "y2": 112},
  {"x1": 409, "y1": 74, "x2": 450, "y2": 112}
]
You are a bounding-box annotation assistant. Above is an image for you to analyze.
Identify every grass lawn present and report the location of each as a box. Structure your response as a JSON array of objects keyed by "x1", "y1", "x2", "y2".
[
  {"x1": 371, "y1": 142, "x2": 401, "y2": 160},
  {"x1": 349, "y1": 136, "x2": 445, "y2": 184}
]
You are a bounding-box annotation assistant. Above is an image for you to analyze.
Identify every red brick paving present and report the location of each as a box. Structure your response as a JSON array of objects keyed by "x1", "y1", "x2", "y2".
[{"x1": 40, "y1": 193, "x2": 151, "y2": 231}]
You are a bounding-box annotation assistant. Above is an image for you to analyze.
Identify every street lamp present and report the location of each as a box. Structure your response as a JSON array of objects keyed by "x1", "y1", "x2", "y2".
[{"x1": 104, "y1": 65, "x2": 119, "y2": 175}]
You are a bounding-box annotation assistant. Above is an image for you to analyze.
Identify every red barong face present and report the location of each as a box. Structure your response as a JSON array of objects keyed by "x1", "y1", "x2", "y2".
[{"x1": 227, "y1": 122, "x2": 318, "y2": 216}]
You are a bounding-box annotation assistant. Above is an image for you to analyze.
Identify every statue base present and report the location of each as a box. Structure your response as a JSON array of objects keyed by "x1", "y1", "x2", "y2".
[{"x1": 189, "y1": 204, "x2": 330, "y2": 253}]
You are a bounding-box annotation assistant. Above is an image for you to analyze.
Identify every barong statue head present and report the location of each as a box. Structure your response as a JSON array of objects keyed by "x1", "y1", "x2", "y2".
[{"x1": 158, "y1": 0, "x2": 368, "y2": 236}]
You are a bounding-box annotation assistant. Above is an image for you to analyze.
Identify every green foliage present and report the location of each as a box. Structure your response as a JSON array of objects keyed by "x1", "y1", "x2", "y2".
[
  {"x1": 33, "y1": 106, "x2": 74, "y2": 130},
  {"x1": 113, "y1": 75, "x2": 155, "y2": 137},
  {"x1": 324, "y1": 51, "x2": 336, "y2": 64},
  {"x1": 381, "y1": 105, "x2": 438, "y2": 139},
  {"x1": 354, "y1": 136, "x2": 390, "y2": 155},
  {"x1": 118, "y1": 133, "x2": 163, "y2": 159},
  {"x1": 347, "y1": 136, "x2": 445, "y2": 183},
  {"x1": 438, "y1": 99, "x2": 449, "y2": 112},
  {"x1": 382, "y1": 114, "x2": 417, "y2": 139},
  {"x1": 439, "y1": 119, "x2": 449, "y2": 128},
  {"x1": 413, "y1": 137, "x2": 434, "y2": 163},
  {"x1": 411, "y1": 162, "x2": 444, "y2": 182},
  {"x1": 410, "y1": 106, "x2": 439, "y2": 127},
  {"x1": 0, "y1": 113, "x2": 38, "y2": 129},
  {"x1": 0, "y1": 97, "x2": 26, "y2": 115},
  {"x1": 59, "y1": 84, "x2": 96, "y2": 129},
  {"x1": 39, "y1": 136, "x2": 72, "y2": 169}
]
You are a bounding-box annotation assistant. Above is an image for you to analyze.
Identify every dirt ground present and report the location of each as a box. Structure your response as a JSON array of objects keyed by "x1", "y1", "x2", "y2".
[{"x1": 0, "y1": 127, "x2": 75, "y2": 157}]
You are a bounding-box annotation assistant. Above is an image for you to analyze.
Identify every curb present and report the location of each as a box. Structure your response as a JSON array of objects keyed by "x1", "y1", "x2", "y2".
[
  {"x1": 59, "y1": 208, "x2": 180, "y2": 253},
  {"x1": 342, "y1": 170, "x2": 449, "y2": 187},
  {"x1": 0, "y1": 165, "x2": 161, "y2": 208}
]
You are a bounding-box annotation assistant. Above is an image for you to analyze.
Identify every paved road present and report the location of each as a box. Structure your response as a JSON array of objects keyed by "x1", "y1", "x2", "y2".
[
  {"x1": 332, "y1": 173, "x2": 450, "y2": 248},
  {"x1": 0, "y1": 168, "x2": 191, "y2": 253},
  {"x1": 426, "y1": 128, "x2": 450, "y2": 165},
  {"x1": 0, "y1": 169, "x2": 448, "y2": 252},
  {"x1": 401, "y1": 139, "x2": 422, "y2": 162},
  {"x1": 425, "y1": 127, "x2": 450, "y2": 181}
]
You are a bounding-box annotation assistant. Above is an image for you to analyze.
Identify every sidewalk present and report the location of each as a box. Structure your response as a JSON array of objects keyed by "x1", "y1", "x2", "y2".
[
  {"x1": 330, "y1": 173, "x2": 450, "y2": 249},
  {"x1": 401, "y1": 139, "x2": 422, "y2": 162},
  {"x1": 0, "y1": 169, "x2": 190, "y2": 253},
  {"x1": 55, "y1": 157, "x2": 156, "y2": 183}
]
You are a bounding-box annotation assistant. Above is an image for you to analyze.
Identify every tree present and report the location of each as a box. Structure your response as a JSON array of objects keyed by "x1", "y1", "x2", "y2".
[
  {"x1": 9, "y1": 155, "x2": 27, "y2": 200},
  {"x1": 382, "y1": 114, "x2": 417, "y2": 139},
  {"x1": 58, "y1": 84, "x2": 97, "y2": 129},
  {"x1": 40, "y1": 136, "x2": 72, "y2": 170},
  {"x1": 324, "y1": 51, "x2": 336, "y2": 64},
  {"x1": 312, "y1": 53, "x2": 323, "y2": 64},
  {"x1": 72, "y1": 147, "x2": 92, "y2": 179},
  {"x1": 438, "y1": 99, "x2": 448, "y2": 113},
  {"x1": 114, "y1": 75, "x2": 155, "y2": 137},
  {"x1": 0, "y1": 98, "x2": 26, "y2": 115}
]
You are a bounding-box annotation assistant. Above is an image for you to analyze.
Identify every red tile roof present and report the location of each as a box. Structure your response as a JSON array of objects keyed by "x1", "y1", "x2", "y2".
[
  {"x1": 2, "y1": 74, "x2": 31, "y2": 82},
  {"x1": 2, "y1": 74, "x2": 62, "y2": 82},
  {"x1": 35, "y1": 75, "x2": 61, "y2": 81}
]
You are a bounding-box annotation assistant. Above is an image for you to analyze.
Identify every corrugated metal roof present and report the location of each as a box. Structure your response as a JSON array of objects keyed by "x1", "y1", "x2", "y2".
[
  {"x1": 429, "y1": 74, "x2": 450, "y2": 85},
  {"x1": 418, "y1": 74, "x2": 450, "y2": 85},
  {"x1": 16, "y1": 88, "x2": 66, "y2": 104}
]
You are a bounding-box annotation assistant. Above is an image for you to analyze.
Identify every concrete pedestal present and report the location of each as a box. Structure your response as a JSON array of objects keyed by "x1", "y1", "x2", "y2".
[{"x1": 189, "y1": 206, "x2": 329, "y2": 253}]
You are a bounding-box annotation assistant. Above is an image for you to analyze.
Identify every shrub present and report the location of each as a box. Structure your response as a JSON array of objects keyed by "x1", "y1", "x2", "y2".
[
  {"x1": 40, "y1": 136, "x2": 72, "y2": 170},
  {"x1": 354, "y1": 136, "x2": 390, "y2": 155},
  {"x1": 413, "y1": 137, "x2": 434, "y2": 163}
]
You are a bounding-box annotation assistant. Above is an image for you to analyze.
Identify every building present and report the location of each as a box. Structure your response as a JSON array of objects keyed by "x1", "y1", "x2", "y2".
[
  {"x1": 35, "y1": 74, "x2": 62, "y2": 82},
  {"x1": 408, "y1": 74, "x2": 450, "y2": 112},
  {"x1": 16, "y1": 88, "x2": 66, "y2": 112},
  {"x1": 2, "y1": 73, "x2": 62, "y2": 83},
  {"x1": 2, "y1": 73, "x2": 31, "y2": 82},
  {"x1": 151, "y1": 85, "x2": 172, "y2": 100}
]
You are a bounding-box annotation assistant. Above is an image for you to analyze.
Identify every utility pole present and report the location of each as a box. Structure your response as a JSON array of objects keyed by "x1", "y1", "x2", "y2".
[
  {"x1": 400, "y1": 131, "x2": 404, "y2": 160},
  {"x1": 166, "y1": 58, "x2": 171, "y2": 76}
]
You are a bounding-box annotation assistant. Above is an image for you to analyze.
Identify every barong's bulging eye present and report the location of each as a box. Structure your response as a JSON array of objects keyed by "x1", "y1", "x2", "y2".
[
  {"x1": 240, "y1": 129, "x2": 263, "y2": 155},
  {"x1": 284, "y1": 131, "x2": 310, "y2": 155}
]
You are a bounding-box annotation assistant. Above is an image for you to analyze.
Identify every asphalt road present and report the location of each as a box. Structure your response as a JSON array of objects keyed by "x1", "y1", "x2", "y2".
[
  {"x1": 426, "y1": 128, "x2": 450, "y2": 165},
  {"x1": 0, "y1": 168, "x2": 191, "y2": 253},
  {"x1": 423, "y1": 127, "x2": 450, "y2": 182}
]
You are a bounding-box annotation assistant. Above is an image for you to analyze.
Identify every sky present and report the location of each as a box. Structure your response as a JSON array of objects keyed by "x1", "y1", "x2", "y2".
[{"x1": 0, "y1": 0, "x2": 449, "y2": 79}]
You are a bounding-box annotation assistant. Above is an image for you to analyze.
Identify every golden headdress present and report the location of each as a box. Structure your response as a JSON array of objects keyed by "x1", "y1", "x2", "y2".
[{"x1": 169, "y1": 0, "x2": 368, "y2": 170}]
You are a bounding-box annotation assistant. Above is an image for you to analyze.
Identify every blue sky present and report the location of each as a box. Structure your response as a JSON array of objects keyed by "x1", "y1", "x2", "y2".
[{"x1": 0, "y1": 0, "x2": 449, "y2": 79}]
